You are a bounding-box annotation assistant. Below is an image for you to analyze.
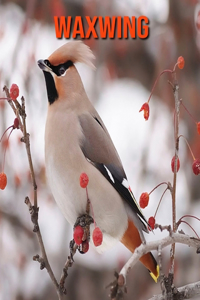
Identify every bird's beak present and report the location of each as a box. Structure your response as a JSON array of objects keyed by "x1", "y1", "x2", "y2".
[{"x1": 37, "y1": 60, "x2": 52, "y2": 72}]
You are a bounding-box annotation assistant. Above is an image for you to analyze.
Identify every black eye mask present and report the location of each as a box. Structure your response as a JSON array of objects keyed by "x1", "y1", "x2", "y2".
[{"x1": 44, "y1": 59, "x2": 73, "y2": 76}]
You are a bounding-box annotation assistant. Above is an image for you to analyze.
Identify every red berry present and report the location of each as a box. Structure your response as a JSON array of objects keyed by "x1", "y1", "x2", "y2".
[
  {"x1": 177, "y1": 56, "x2": 185, "y2": 69},
  {"x1": 197, "y1": 122, "x2": 200, "y2": 135},
  {"x1": 92, "y1": 227, "x2": 103, "y2": 247},
  {"x1": 192, "y1": 159, "x2": 200, "y2": 175},
  {"x1": 0, "y1": 172, "x2": 7, "y2": 190},
  {"x1": 80, "y1": 173, "x2": 89, "y2": 188},
  {"x1": 73, "y1": 225, "x2": 84, "y2": 245},
  {"x1": 81, "y1": 240, "x2": 89, "y2": 253},
  {"x1": 171, "y1": 156, "x2": 180, "y2": 173},
  {"x1": 10, "y1": 84, "x2": 19, "y2": 100},
  {"x1": 139, "y1": 102, "x2": 149, "y2": 121},
  {"x1": 139, "y1": 192, "x2": 149, "y2": 209},
  {"x1": 148, "y1": 216, "x2": 155, "y2": 230},
  {"x1": 13, "y1": 118, "x2": 19, "y2": 129}
]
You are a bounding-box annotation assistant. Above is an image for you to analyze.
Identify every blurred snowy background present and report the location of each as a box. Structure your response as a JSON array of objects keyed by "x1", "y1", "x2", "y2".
[{"x1": 0, "y1": 0, "x2": 200, "y2": 299}]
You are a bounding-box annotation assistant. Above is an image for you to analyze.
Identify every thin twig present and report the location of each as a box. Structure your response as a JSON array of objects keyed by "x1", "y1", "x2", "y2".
[
  {"x1": 155, "y1": 223, "x2": 172, "y2": 234},
  {"x1": 170, "y1": 71, "x2": 180, "y2": 275},
  {"x1": 154, "y1": 186, "x2": 169, "y2": 219},
  {"x1": 157, "y1": 245, "x2": 165, "y2": 296},
  {"x1": 20, "y1": 96, "x2": 37, "y2": 208},
  {"x1": 3, "y1": 86, "x2": 23, "y2": 131},
  {"x1": 147, "y1": 70, "x2": 173, "y2": 104},
  {"x1": 59, "y1": 241, "x2": 78, "y2": 294}
]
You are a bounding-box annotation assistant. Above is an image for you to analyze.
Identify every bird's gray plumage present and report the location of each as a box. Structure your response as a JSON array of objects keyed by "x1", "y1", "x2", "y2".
[{"x1": 78, "y1": 111, "x2": 148, "y2": 234}]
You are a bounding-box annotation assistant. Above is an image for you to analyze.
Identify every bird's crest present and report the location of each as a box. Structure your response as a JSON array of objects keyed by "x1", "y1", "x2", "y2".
[{"x1": 48, "y1": 41, "x2": 95, "y2": 69}]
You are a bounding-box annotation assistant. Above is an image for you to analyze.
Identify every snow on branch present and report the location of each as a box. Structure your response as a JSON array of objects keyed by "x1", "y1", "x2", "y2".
[
  {"x1": 119, "y1": 232, "x2": 200, "y2": 280},
  {"x1": 108, "y1": 231, "x2": 200, "y2": 300},
  {"x1": 149, "y1": 280, "x2": 200, "y2": 300}
]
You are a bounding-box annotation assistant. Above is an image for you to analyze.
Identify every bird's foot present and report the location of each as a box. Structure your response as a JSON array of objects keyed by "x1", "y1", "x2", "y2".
[{"x1": 74, "y1": 213, "x2": 94, "y2": 229}]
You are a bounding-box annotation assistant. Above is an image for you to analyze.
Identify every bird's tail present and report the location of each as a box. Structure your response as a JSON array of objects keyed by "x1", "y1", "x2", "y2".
[{"x1": 121, "y1": 219, "x2": 159, "y2": 282}]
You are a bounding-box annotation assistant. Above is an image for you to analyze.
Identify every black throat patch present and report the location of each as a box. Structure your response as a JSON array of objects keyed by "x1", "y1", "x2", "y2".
[
  {"x1": 42, "y1": 60, "x2": 73, "y2": 105},
  {"x1": 43, "y1": 71, "x2": 58, "y2": 105}
]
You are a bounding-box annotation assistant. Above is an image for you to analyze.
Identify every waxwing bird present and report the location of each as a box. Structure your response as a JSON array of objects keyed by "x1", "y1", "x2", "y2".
[{"x1": 38, "y1": 41, "x2": 159, "y2": 281}]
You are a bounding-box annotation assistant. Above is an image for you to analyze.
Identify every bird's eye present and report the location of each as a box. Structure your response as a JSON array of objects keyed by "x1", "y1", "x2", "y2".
[
  {"x1": 59, "y1": 66, "x2": 66, "y2": 76},
  {"x1": 44, "y1": 60, "x2": 51, "y2": 68}
]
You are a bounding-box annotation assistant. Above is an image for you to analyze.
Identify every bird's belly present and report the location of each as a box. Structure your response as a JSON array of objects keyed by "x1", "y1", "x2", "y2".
[{"x1": 45, "y1": 151, "x2": 128, "y2": 251}]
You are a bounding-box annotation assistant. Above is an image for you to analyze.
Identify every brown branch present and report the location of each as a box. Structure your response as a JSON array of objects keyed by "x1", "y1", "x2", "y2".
[
  {"x1": 149, "y1": 280, "x2": 200, "y2": 300},
  {"x1": 20, "y1": 96, "x2": 37, "y2": 208},
  {"x1": 106, "y1": 271, "x2": 127, "y2": 300},
  {"x1": 3, "y1": 86, "x2": 24, "y2": 131},
  {"x1": 24, "y1": 181, "x2": 59, "y2": 293},
  {"x1": 169, "y1": 70, "x2": 180, "y2": 277},
  {"x1": 59, "y1": 240, "x2": 78, "y2": 294}
]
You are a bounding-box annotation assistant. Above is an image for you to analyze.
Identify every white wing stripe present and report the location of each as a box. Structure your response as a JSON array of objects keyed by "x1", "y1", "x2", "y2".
[
  {"x1": 104, "y1": 165, "x2": 115, "y2": 183},
  {"x1": 122, "y1": 178, "x2": 129, "y2": 189}
]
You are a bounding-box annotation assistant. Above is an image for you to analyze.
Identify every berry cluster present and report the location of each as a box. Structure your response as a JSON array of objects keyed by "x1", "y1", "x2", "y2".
[
  {"x1": 139, "y1": 57, "x2": 200, "y2": 177},
  {"x1": 73, "y1": 173, "x2": 103, "y2": 253},
  {"x1": 73, "y1": 225, "x2": 90, "y2": 253},
  {"x1": 138, "y1": 56, "x2": 200, "y2": 231},
  {"x1": 139, "y1": 57, "x2": 185, "y2": 122},
  {"x1": 139, "y1": 183, "x2": 167, "y2": 230},
  {"x1": 0, "y1": 84, "x2": 20, "y2": 190}
]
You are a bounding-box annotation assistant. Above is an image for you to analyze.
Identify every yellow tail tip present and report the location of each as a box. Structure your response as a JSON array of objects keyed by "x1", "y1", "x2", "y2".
[{"x1": 150, "y1": 265, "x2": 159, "y2": 283}]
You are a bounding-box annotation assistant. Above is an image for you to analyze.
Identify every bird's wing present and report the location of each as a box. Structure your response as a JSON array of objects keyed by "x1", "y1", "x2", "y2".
[{"x1": 78, "y1": 112, "x2": 148, "y2": 230}]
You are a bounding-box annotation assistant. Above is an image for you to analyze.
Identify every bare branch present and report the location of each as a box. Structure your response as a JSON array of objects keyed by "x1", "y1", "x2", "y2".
[
  {"x1": 24, "y1": 197, "x2": 60, "y2": 294},
  {"x1": 149, "y1": 281, "x2": 200, "y2": 300},
  {"x1": 108, "y1": 232, "x2": 200, "y2": 299},
  {"x1": 119, "y1": 232, "x2": 200, "y2": 281},
  {"x1": 20, "y1": 96, "x2": 37, "y2": 208},
  {"x1": 170, "y1": 72, "x2": 180, "y2": 275},
  {"x1": 59, "y1": 240, "x2": 78, "y2": 295}
]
